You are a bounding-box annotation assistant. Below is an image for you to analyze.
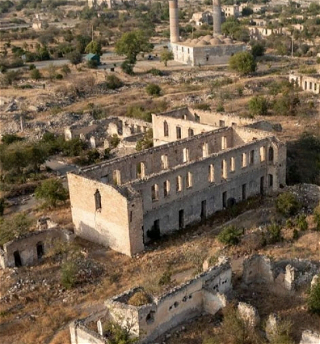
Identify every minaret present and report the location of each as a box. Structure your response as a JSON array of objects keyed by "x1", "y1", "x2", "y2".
[
  {"x1": 169, "y1": 0, "x2": 179, "y2": 43},
  {"x1": 213, "y1": 0, "x2": 222, "y2": 36}
]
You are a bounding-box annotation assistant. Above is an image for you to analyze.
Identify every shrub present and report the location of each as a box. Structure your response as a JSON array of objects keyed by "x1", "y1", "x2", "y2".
[
  {"x1": 128, "y1": 291, "x2": 151, "y2": 306},
  {"x1": 146, "y1": 83, "x2": 161, "y2": 96},
  {"x1": 217, "y1": 225, "x2": 242, "y2": 245},
  {"x1": 313, "y1": 206, "x2": 320, "y2": 231},
  {"x1": 308, "y1": 275, "x2": 320, "y2": 315},
  {"x1": 159, "y1": 270, "x2": 172, "y2": 286},
  {"x1": 229, "y1": 51, "x2": 256, "y2": 75},
  {"x1": 35, "y1": 179, "x2": 69, "y2": 208},
  {"x1": 55, "y1": 73, "x2": 63, "y2": 80},
  {"x1": 105, "y1": 74, "x2": 123, "y2": 89},
  {"x1": 61, "y1": 260, "x2": 77, "y2": 289},
  {"x1": 149, "y1": 68, "x2": 163, "y2": 76},
  {"x1": 121, "y1": 60, "x2": 134, "y2": 75},
  {"x1": 0, "y1": 213, "x2": 32, "y2": 246},
  {"x1": 110, "y1": 134, "x2": 120, "y2": 148},
  {"x1": 276, "y1": 192, "x2": 301, "y2": 217},
  {"x1": 296, "y1": 214, "x2": 308, "y2": 231},
  {"x1": 30, "y1": 68, "x2": 41, "y2": 80},
  {"x1": 292, "y1": 228, "x2": 299, "y2": 240},
  {"x1": 266, "y1": 222, "x2": 282, "y2": 244},
  {"x1": 194, "y1": 103, "x2": 211, "y2": 111},
  {"x1": 248, "y1": 96, "x2": 269, "y2": 116}
]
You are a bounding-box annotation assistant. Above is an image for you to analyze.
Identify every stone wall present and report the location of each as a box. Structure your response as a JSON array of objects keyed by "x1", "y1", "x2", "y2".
[
  {"x1": 67, "y1": 173, "x2": 144, "y2": 257},
  {"x1": 0, "y1": 228, "x2": 72, "y2": 269},
  {"x1": 171, "y1": 43, "x2": 246, "y2": 66},
  {"x1": 105, "y1": 258, "x2": 232, "y2": 343}
]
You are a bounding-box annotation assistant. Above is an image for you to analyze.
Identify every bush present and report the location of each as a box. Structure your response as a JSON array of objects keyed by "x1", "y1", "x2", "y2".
[
  {"x1": 30, "y1": 68, "x2": 41, "y2": 80},
  {"x1": 266, "y1": 222, "x2": 282, "y2": 244},
  {"x1": 0, "y1": 213, "x2": 32, "y2": 246},
  {"x1": 248, "y1": 96, "x2": 269, "y2": 116},
  {"x1": 217, "y1": 225, "x2": 242, "y2": 245},
  {"x1": 296, "y1": 214, "x2": 308, "y2": 231},
  {"x1": 136, "y1": 129, "x2": 153, "y2": 151},
  {"x1": 128, "y1": 291, "x2": 151, "y2": 306},
  {"x1": 149, "y1": 68, "x2": 163, "y2": 76},
  {"x1": 35, "y1": 179, "x2": 69, "y2": 208},
  {"x1": 87, "y1": 59, "x2": 98, "y2": 69},
  {"x1": 105, "y1": 74, "x2": 123, "y2": 89},
  {"x1": 146, "y1": 83, "x2": 161, "y2": 96},
  {"x1": 275, "y1": 192, "x2": 301, "y2": 217},
  {"x1": 159, "y1": 270, "x2": 172, "y2": 286},
  {"x1": 194, "y1": 103, "x2": 211, "y2": 111},
  {"x1": 121, "y1": 60, "x2": 134, "y2": 75},
  {"x1": 308, "y1": 275, "x2": 320, "y2": 314},
  {"x1": 110, "y1": 134, "x2": 120, "y2": 148},
  {"x1": 61, "y1": 260, "x2": 77, "y2": 289},
  {"x1": 229, "y1": 51, "x2": 256, "y2": 75},
  {"x1": 313, "y1": 206, "x2": 320, "y2": 231}
]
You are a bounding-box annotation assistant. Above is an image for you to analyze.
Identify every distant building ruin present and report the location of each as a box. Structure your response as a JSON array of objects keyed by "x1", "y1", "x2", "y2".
[
  {"x1": 289, "y1": 72, "x2": 320, "y2": 94},
  {"x1": 70, "y1": 257, "x2": 232, "y2": 344},
  {"x1": 67, "y1": 107, "x2": 286, "y2": 257}
]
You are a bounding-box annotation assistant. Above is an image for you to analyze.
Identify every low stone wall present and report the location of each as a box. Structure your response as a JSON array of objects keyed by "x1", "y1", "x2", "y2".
[{"x1": 0, "y1": 228, "x2": 74, "y2": 269}]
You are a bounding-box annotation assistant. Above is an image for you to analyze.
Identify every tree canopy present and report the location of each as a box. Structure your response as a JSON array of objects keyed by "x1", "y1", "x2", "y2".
[
  {"x1": 229, "y1": 51, "x2": 257, "y2": 75},
  {"x1": 115, "y1": 30, "x2": 153, "y2": 73}
]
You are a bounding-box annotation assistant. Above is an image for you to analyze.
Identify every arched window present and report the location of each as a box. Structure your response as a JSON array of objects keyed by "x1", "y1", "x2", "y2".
[
  {"x1": 268, "y1": 147, "x2": 274, "y2": 163},
  {"x1": 94, "y1": 189, "x2": 102, "y2": 211},
  {"x1": 164, "y1": 121, "x2": 169, "y2": 137}
]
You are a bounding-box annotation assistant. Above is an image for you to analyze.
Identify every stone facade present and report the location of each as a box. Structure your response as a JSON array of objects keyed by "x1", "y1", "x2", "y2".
[
  {"x1": 67, "y1": 108, "x2": 286, "y2": 257},
  {"x1": 289, "y1": 72, "x2": 320, "y2": 94},
  {"x1": 170, "y1": 41, "x2": 246, "y2": 66},
  {"x1": 0, "y1": 228, "x2": 73, "y2": 269},
  {"x1": 70, "y1": 258, "x2": 232, "y2": 344},
  {"x1": 300, "y1": 330, "x2": 320, "y2": 344}
]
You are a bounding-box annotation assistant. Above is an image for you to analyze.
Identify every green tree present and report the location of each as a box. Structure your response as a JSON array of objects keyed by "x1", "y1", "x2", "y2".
[
  {"x1": 308, "y1": 276, "x2": 320, "y2": 314},
  {"x1": 251, "y1": 42, "x2": 265, "y2": 57},
  {"x1": 105, "y1": 75, "x2": 123, "y2": 89},
  {"x1": 85, "y1": 40, "x2": 102, "y2": 55},
  {"x1": 115, "y1": 30, "x2": 153, "y2": 74},
  {"x1": 160, "y1": 49, "x2": 174, "y2": 67},
  {"x1": 35, "y1": 179, "x2": 68, "y2": 208},
  {"x1": 0, "y1": 213, "x2": 32, "y2": 246},
  {"x1": 30, "y1": 68, "x2": 41, "y2": 80},
  {"x1": 67, "y1": 51, "x2": 83, "y2": 67},
  {"x1": 146, "y1": 83, "x2": 161, "y2": 96},
  {"x1": 229, "y1": 52, "x2": 256, "y2": 75},
  {"x1": 275, "y1": 192, "x2": 301, "y2": 217},
  {"x1": 248, "y1": 96, "x2": 269, "y2": 116},
  {"x1": 217, "y1": 225, "x2": 242, "y2": 245}
]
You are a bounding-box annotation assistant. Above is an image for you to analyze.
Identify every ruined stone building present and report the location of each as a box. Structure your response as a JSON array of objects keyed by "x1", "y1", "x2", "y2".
[
  {"x1": 67, "y1": 107, "x2": 286, "y2": 257},
  {"x1": 169, "y1": 0, "x2": 246, "y2": 66},
  {"x1": 70, "y1": 257, "x2": 232, "y2": 344},
  {"x1": 289, "y1": 72, "x2": 320, "y2": 94}
]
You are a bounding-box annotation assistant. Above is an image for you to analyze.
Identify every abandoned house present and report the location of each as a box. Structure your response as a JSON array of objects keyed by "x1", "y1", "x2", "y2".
[
  {"x1": 67, "y1": 107, "x2": 286, "y2": 257},
  {"x1": 70, "y1": 257, "x2": 232, "y2": 344},
  {"x1": 289, "y1": 72, "x2": 320, "y2": 94}
]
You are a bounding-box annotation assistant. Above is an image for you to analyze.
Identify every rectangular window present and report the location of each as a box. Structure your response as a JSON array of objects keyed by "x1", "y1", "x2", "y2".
[
  {"x1": 260, "y1": 146, "x2": 266, "y2": 162},
  {"x1": 151, "y1": 184, "x2": 159, "y2": 201},
  {"x1": 113, "y1": 170, "x2": 121, "y2": 185},
  {"x1": 219, "y1": 120, "x2": 226, "y2": 127},
  {"x1": 186, "y1": 172, "x2": 193, "y2": 188},
  {"x1": 176, "y1": 126, "x2": 182, "y2": 139},
  {"x1": 202, "y1": 143, "x2": 209, "y2": 158},
  {"x1": 161, "y1": 155, "x2": 168, "y2": 169},
  {"x1": 249, "y1": 150, "x2": 254, "y2": 165},
  {"x1": 208, "y1": 164, "x2": 215, "y2": 182},
  {"x1": 230, "y1": 157, "x2": 235, "y2": 172},
  {"x1": 163, "y1": 180, "x2": 170, "y2": 197},
  {"x1": 130, "y1": 211, "x2": 133, "y2": 222},
  {"x1": 188, "y1": 128, "x2": 194, "y2": 137},
  {"x1": 183, "y1": 148, "x2": 189, "y2": 163},
  {"x1": 221, "y1": 136, "x2": 227, "y2": 150},
  {"x1": 241, "y1": 153, "x2": 247, "y2": 168},
  {"x1": 176, "y1": 176, "x2": 182, "y2": 192},
  {"x1": 221, "y1": 160, "x2": 227, "y2": 179}
]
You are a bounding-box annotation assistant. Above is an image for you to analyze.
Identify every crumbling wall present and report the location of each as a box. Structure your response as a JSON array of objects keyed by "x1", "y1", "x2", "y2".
[
  {"x1": 105, "y1": 259, "x2": 232, "y2": 343},
  {"x1": 243, "y1": 255, "x2": 275, "y2": 285},
  {"x1": 0, "y1": 228, "x2": 72, "y2": 269}
]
